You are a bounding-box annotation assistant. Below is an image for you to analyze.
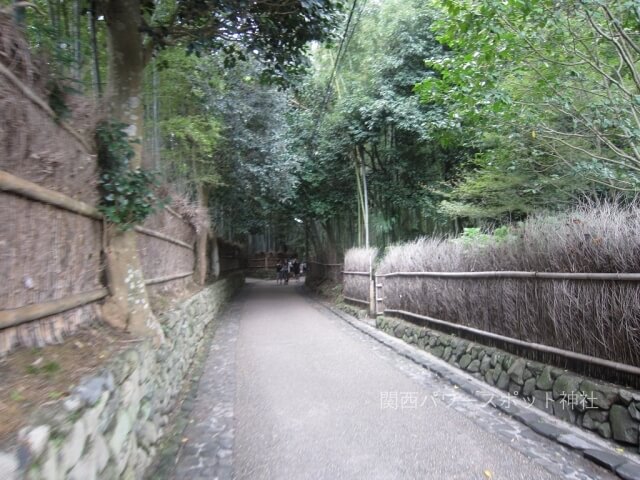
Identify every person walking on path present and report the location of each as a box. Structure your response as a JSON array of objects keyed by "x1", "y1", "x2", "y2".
[
  {"x1": 283, "y1": 259, "x2": 290, "y2": 285},
  {"x1": 293, "y1": 258, "x2": 300, "y2": 281}
]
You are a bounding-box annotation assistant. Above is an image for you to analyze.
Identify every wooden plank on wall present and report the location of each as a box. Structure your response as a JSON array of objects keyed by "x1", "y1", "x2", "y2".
[
  {"x1": 0, "y1": 288, "x2": 108, "y2": 330},
  {"x1": 0, "y1": 170, "x2": 101, "y2": 220}
]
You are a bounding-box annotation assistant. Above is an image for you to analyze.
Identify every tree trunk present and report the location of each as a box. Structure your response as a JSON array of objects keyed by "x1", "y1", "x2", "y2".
[
  {"x1": 88, "y1": 0, "x2": 102, "y2": 97},
  {"x1": 102, "y1": 0, "x2": 163, "y2": 341},
  {"x1": 194, "y1": 184, "x2": 210, "y2": 285},
  {"x1": 72, "y1": 0, "x2": 82, "y2": 85}
]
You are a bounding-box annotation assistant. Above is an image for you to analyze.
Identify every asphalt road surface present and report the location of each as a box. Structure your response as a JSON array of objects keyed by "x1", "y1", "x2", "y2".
[{"x1": 172, "y1": 279, "x2": 615, "y2": 480}]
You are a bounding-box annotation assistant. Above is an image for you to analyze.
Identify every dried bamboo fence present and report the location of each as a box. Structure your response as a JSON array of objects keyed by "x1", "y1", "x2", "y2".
[
  {"x1": 0, "y1": 13, "x2": 201, "y2": 355},
  {"x1": 0, "y1": 166, "x2": 201, "y2": 355},
  {"x1": 374, "y1": 270, "x2": 640, "y2": 387},
  {"x1": 307, "y1": 261, "x2": 344, "y2": 284},
  {"x1": 342, "y1": 247, "x2": 377, "y2": 307},
  {"x1": 136, "y1": 208, "x2": 196, "y2": 296},
  {"x1": 247, "y1": 253, "x2": 280, "y2": 271}
]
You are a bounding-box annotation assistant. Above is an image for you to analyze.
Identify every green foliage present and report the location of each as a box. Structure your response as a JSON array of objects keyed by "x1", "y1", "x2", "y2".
[
  {"x1": 26, "y1": 361, "x2": 61, "y2": 376},
  {"x1": 96, "y1": 121, "x2": 163, "y2": 230},
  {"x1": 151, "y1": 0, "x2": 344, "y2": 86},
  {"x1": 285, "y1": 0, "x2": 461, "y2": 251},
  {"x1": 455, "y1": 225, "x2": 516, "y2": 248},
  {"x1": 98, "y1": 169, "x2": 162, "y2": 231},
  {"x1": 415, "y1": 0, "x2": 640, "y2": 220}
]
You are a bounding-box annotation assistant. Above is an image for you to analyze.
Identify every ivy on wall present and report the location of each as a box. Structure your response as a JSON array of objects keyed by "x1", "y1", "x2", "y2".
[{"x1": 96, "y1": 120, "x2": 165, "y2": 230}]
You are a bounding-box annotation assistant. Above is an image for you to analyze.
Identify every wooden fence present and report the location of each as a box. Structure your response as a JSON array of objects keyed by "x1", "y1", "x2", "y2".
[
  {"x1": 0, "y1": 169, "x2": 198, "y2": 355},
  {"x1": 307, "y1": 261, "x2": 343, "y2": 284},
  {"x1": 341, "y1": 268, "x2": 640, "y2": 386}
]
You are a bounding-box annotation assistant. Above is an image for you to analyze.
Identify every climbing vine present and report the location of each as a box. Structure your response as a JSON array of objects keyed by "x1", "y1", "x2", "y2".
[{"x1": 96, "y1": 120, "x2": 164, "y2": 231}]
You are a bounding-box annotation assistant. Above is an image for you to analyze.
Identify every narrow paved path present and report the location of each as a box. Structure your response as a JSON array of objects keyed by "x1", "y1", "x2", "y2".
[{"x1": 172, "y1": 279, "x2": 615, "y2": 480}]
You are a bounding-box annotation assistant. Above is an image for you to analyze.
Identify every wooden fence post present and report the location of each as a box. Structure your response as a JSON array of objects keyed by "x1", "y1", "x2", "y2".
[{"x1": 375, "y1": 274, "x2": 385, "y2": 316}]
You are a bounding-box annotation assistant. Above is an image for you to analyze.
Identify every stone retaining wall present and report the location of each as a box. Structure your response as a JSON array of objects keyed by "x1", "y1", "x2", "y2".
[
  {"x1": 377, "y1": 315, "x2": 640, "y2": 453},
  {"x1": 1, "y1": 273, "x2": 244, "y2": 479}
]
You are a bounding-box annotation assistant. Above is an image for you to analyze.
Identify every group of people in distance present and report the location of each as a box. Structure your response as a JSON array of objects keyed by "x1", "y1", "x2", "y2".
[{"x1": 276, "y1": 258, "x2": 302, "y2": 284}]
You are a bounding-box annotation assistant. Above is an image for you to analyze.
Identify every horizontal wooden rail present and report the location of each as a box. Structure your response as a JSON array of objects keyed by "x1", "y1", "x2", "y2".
[
  {"x1": 0, "y1": 62, "x2": 91, "y2": 152},
  {"x1": 145, "y1": 271, "x2": 193, "y2": 286},
  {"x1": 0, "y1": 170, "x2": 102, "y2": 220},
  {"x1": 165, "y1": 206, "x2": 183, "y2": 220},
  {"x1": 308, "y1": 261, "x2": 344, "y2": 267},
  {"x1": 134, "y1": 226, "x2": 193, "y2": 250},
  {"x1": 342, "y1": 271, "x2": 370, "y2": 276},
  {"x1": 378, "y1": 271, "x2": 640, "y2": 281},
  {"x1": 0, "y1": 288, "x2": 108, "y2": 330},
  {"x1": 384, "y1": 308, "x2": 640, "y2": 377},
  {"x1": 343, "y1": 295, "x2": 369, "y2": 305}
]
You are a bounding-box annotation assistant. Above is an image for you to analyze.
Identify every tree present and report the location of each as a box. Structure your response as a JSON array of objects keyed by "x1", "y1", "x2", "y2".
[
  {"x1": 98, "y1": 0, "x2": 342, "y2": 337},
  {"x1": 416, "y1": 0, "x2": 640, "y2": 221},
  {"x1": 284, "y1": 0, "x2": 461, "y2": 257}
]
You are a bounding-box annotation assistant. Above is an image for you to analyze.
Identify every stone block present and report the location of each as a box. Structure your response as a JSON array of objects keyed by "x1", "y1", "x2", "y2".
[
  {"x1": 83, "y1": 392, "x2": 108, "y2": 441},
  {"x1": 484, "y1": 370, "x2": 495, "y2": 386},
  {"x1": 496, "y1": 371, "x2": 510, "y2": 390},
  {"x1": 583, "y1": 449, "x2": 626, "y2": 471},
  {"x1": 554, "y1": 401, "x2": 577, "y2": 424},
  {"x1": 137, "y1": 422, "x2": 158, "y2": 450},
  {"x1": 581, "y1": 380, "x2": 619, "y2": 410},
  {"x1": 92, "y1": 434, "x2": 110, "y2": 473},
  {"x1": 459, "y1": 354, "x2": 472, "y2": 369},
  {"x1": 557, "y1": 433, "x2": 594, "y2": 451},
  {"x1": 490, "y1": 353, "x2": 501, "y2": 368},
  {"x1": 507, "y1": 358, "x2": 526, "y2": 386},
  {"x1": 526, "y1": 361, "x2": 545, "y2": 376},
  {"x1": 533, "y1": 390, "x2": 554, "y2": 415},
  {"x1": 610, "y1": 404, "x2": 639, "y2": 444},
  {"x1": 502, "y1": 354, "x2": 514, "y2": 370},
  {"x1": 67, "y1": 451, "x2": 97, "y2": 480},
  {"x1": 40, "y1": 445, "x2": 59, "y2": 480},
  {"x1": 552, "y1": 374, "x2": 582, "y2": 400},
  {"x1": 467, "y1": 359, "x2": 480, "y2": 373},
  {"x1": 492, "y1": 364, "x2": 502, "y2": 383},
  {"x1": 522, "y1": 378, "x2": 536, "y2": 398},
  {"x1": 20, "y1": 425, "x2": 50, "y2": 460},
  {"x1": 442, "y1": 346, "x2": 452, "y2": 361},
  {"x1": 108, "y1": 411, "x2": 132, "y2": 459},
  {"x1": 616, "y1": 462, "x2": 640, "y2": 480},
  {"x1": 60, "y1": 420, "x2": 87, "y2": 473},
  {"x1": 582, "y1": 410, "x2": 604, "y2": 430},
  {"x1": 480, "y1": 355, "x2": 492, "y2": 374},
  {"x1": 629, "y1": 402, "x2": 640, "y2": 421},
  {"x1": 536, "y1": 366, "x2": 554, "y2": 391},
  {"x1": 597, "y1": 422, "x2": 612, "y2": 439},
  {"x1": 508, "y1": 381, "x2": 521, "y2": 397},
  {"x1": 0, "y1": 452, "x2": 19, "y2": 480}
]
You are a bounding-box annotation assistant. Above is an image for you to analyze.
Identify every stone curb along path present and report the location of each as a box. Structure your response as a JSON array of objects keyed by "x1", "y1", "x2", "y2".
[
  {"x1": 148, "y1": 293, "x2": 242, "y2": 480},
  {"x1": 319, "y1": 301, "x2": 640, "y2": 480}
]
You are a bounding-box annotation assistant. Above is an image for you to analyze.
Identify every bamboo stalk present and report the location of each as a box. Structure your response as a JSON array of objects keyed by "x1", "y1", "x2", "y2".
[
  {"x1": 145, "y1": 271, "x2": 193, "y2": 286},
  {"x1": 0, "y1": 288, "x2": 108, "y2": 330},
  {"x1": 380, "y1": 271, "x2": 640, "y2": 281},
  {"x1": 0, "y1": 170, "x2": 102, "y2": 219},
  {"x1": 134, "y1": 226, "x2": 193, "y2": 250},
  {"x1": 385, "y1": 309, "x2": 640, "y2": 376}
]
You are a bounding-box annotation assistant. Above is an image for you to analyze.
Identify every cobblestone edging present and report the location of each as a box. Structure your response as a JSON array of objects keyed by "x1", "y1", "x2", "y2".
[
  {"x1": 149, "y1": 299, "x2": 241, "y2": 480},
  {"x1": 361, "y1": 313, "x2": 640, "y2": 479},
  {"x1": 0, "y1": 274, "x2": 244, "y2": 480}
]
